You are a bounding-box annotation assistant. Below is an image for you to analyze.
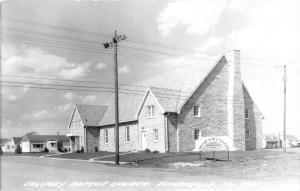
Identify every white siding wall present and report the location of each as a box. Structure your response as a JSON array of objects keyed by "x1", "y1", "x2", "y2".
[{"x1": 21, "y1": 141, "x2": 31, "y2": 152}]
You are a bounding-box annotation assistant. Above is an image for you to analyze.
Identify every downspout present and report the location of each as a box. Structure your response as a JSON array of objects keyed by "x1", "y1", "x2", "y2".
[
  {"x1": 165, "y1": 113, "x2": 170, "y2": 152},
  {"x1": 85, "y1": 126, "x2": 89, "y2": 152},
  {"x1": 84, "y1": 126, "x2": 88, "y2": 153}
]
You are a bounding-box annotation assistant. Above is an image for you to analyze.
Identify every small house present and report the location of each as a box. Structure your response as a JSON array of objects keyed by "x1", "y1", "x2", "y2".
[
  {"x1": 2, "y1": 137, "x2": 22, "y2": 153},
  {"x1": 21, "y1": 134, "x2": 70, "y2": 152}
]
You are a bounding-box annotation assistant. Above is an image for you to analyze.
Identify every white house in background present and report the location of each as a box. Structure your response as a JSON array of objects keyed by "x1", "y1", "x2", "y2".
[
  {"x1": 21, "y1": 134, "x2": 70, "y2": 152},
  {"x1": 0, "y1": 138, "x2": 9, "y2": 153},
  {"x1": 2, "y1": 137, "x2": 22, "y2": 153}
]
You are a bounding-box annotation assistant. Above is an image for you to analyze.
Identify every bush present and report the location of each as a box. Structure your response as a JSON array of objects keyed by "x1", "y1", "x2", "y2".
[
  {"x1": 43, "y1": 147, "x2": 49, "y2": 153},
  {"x1": 153, "y1": 150, "x2": 159, "y2": 154},
  {"x1": 80, "y1": 146, "x2": 84, "y2": 153},
  {"x1": 58, "y1": 147, "x2": 67, "y2": 152},
  {"x1": 95, "y1": 146, "x2": 98, "y2": 152},
  {"x1": 15, "y1": 145, "x2": 22, "y2": 154},
  {"x1": 144, "y1": 148, "x2": 151, "y2": 153},
  {"x1": 0, "y1": 147, "x2": 3, "y2": 154},
  {"x1": 76, "y1": 150, "x2": 81, "y2": 153}
]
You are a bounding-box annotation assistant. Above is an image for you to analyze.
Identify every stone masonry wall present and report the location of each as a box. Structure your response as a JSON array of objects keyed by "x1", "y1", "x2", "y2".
[
  {"x1": 243, "y1": 85, "x2": 263, "y2": 150},
  {"x1": 167, "y1": 113, "x2": 178, "y2": 152},
  {"x1": 99, "y1": 121, "x2": 138, "y2": 152},
  {"x1": 138, "y1": 91, "x2": 166, "y2": 153},
  {"x1": 232, "y1": 50, "x2": 246, "y2": 151},
  {"x1": 86, "y1": 127, "x2": 100, "y2": 152},
  {"x1": 178, "y1": 56, "x2": 229, "y2": 151}
]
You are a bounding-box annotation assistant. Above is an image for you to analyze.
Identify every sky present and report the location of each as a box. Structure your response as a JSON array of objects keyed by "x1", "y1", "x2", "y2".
[{"x1": 1, "y1": 0, "x2": 300, "y2": 138}]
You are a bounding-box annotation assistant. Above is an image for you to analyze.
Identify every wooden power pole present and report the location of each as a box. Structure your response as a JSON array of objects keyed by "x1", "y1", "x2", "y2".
[
  {"x1": 103, "y1": 30, "x2": 126, "y2": 164},
  {"x1": 283, "y1": 65, "x2": 287, "y2": 152}
]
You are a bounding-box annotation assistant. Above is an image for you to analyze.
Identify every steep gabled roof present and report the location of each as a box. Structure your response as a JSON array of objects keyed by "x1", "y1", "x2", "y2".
[
  {"x1": 24, "y1": 135, "x2": 69, "y2": 143},
  {"x1": 148, "y1": 87, "x2": 181, "y2": 113},
  {"x1": 99, "y1": 57, "x2": 220, "y2": 126},
  {"x1": 12, "y1": 137, "x2": 22, "y2": 145},
  {"x1": 0, "y1": 138, "x2": 9, "y2": 145},
  {"x1": 75, "y1": 104, "x2": 107, "y2": 126}
]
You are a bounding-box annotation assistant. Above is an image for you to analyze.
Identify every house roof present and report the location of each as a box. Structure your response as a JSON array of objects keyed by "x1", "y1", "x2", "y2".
[
  {"x1": 0, "y1": 138, "x2": 9, "y2": 145},
  {"x1": 149, "y1": 87, "x2": 181, "y2": 112},
  {"x1": 75, "y1": 104, "x2": 108, "y2": 126},
  {"x1": 24, "y1": 135, "x2": 69, "y2": 143},
  {"x1": 12, "y1": 137, "x2": 22, "y2": 145},
  {"x1": 99, "y1": 56, "x2": 224, "y2": 126},
  {"x1": 286, "y1": 135, "x2": 299, "y2": 140}
]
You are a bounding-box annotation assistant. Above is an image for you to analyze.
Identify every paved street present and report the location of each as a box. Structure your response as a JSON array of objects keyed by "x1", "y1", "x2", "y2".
[{"x1": 1, "y1": 156, "x2": 299, "y2": 191}]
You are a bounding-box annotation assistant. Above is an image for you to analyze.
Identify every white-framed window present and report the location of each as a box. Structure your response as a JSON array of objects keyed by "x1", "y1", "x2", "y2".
[
  {"x1": 194, "y1": 129, "x2": 201, "y2": 140},
  {"x1": 125, "y1": 126, "x2": 130, "y2": 142},
  {"x1": 153, "y1": 129, "x2": 158, "y2": 142},
  {"x1": 245, "y1": 130, "x2": 250, "y2": 140},
  {"x1": 104, "y1": 129, "x2": 108, "y2": 144},
  {"x1": 245, "y1": 109, "x2": 249, "y2": 119},
  {"x1": 146, "y1": 105, "x2": 155, "y2": 118},
  {"x1": 193, "y1": 105, "x2": 201, "y2": 117}
]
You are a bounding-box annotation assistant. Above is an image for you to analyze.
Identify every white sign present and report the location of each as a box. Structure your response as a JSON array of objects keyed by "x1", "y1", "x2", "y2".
[
  {"x1": 194, "y1": 136, "x2": 233, "y2": 152},
  {"x1": 199, "y1": 137, "x2": 229, "y2": 151}
]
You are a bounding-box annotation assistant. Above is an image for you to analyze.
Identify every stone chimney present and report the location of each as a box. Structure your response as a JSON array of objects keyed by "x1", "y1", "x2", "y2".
[{"x1": 225, "y1": 50, "x2": 245, "y2": 151}]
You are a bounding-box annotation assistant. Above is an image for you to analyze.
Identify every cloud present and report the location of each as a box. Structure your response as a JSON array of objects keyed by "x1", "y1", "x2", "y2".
[
  {"x1": 196, "y1": 37, "x2": 222, "y2": 52},
  {"x1": 157, "y1": 1, "x2": 226, "y2": 35},
  {"x1": 82, "y1": 95, "x2": 97, "y2": 104},
  {"x1": 2, "y1": 44, "x2": 91, "y2": 79},
  {"x1": 1, "y1": 44, "x2": 92, "y2": 101},
  {"x1": 118, "y1": 65, "x2": 131, "y2": 74},
  {"x1": 21, "y1": 110, "x2": 50, "y2": 120},
  {"x1": 56, "y1": 103, "x2": 73, "y2": 113},
  {"x1": 95, "y1": 62, "x2": 107, "y2": 70},
  {"x1": 61, "y1": 92, "x2": 98, "y2": 105},
  {"x1": 62, "y1": 92, "x2": 78, "y2": 101}
]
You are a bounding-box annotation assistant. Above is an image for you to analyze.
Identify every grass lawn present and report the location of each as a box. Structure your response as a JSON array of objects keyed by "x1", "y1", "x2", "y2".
[
  {"x1": 94, "y1": 149, "x2": 285, "y2": 164},
  {"x1": 46, "y1": 151, "x2": 117, "y2": 160},
  {"x1": 95, "y1": 152, "x2": 198, "y2": 163}
]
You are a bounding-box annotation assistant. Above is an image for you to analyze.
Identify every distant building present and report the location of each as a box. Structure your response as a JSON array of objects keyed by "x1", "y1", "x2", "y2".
[
  {"x1": 286, "y1": 135, "x2": 300, "y2": 147},
  {"x1": 20, "y1": 134, "x2": 70, "y2": 152},
  {"x1": 0, "y1": 138, "x2": 9, "y2": 153},
  {"x1": 67, "y1": 50, "x2": 263, "y2": 153},
  {"x1": 262, "y1": 134, "x2": 300, "y2": 148},
  {"x1": 263, "y1": 134, "x2": 281, "y2": 148},
  {"x1": 1, "y1": 137, "x2": 22, "y2": 153}
]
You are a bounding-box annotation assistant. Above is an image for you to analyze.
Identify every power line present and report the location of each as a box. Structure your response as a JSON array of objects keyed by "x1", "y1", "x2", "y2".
[
  {"x1": 4, "y1": 26, "x2": 104, "y2": 45},
  {"x1": 3, "y1": 17, "x2": 216, "y2": 57},
  {"x1": 3, "y1": 26, "x2": 283, "y2": 66},
  {"x1": 3, "y1": 17, "x2": 111, "y2": 38},
  {"x1": 1, "y1": 81, "x2": 291, "y2": 105},
  {"x1": 0, "y1": 74, "x2": 193, "y2": 95},
  {"x1": 0, "y1": 80, "x2": 190, "y2": 98}
]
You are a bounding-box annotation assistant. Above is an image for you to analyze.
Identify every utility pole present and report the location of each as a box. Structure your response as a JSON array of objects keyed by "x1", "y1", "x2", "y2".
[
  {"x1": 283, "y1": 65, "x2": 287, "y2": 152},
  {"x1": 103, "y1": 30, "x2": 126, "y2": 165},
  {"x1": 20, "y1": 123, "x2": 23, "y2": 137}
]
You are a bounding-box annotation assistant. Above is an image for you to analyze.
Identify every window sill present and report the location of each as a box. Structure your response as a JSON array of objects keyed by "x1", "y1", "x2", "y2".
[
  {"x1": 194, "y1": 116, "x2": 201, "y2": 118},
  {"x1": 153, "y1": 140, "x2": 158, "y2": 143},
  {"x1": 147, "y1": 116, "x2": 154, "y2": 119}
]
